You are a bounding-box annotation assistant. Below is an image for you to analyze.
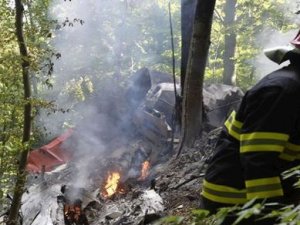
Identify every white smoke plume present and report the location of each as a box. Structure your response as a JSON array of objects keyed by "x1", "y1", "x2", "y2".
[
  {"x1": 254, "y1": 29, "x2": 298, "y2": 77},
  {"x1": 36, "y1": 0, "x2": 180, "y2": 189},
  {"x1": 38, "y1": 0, "x2": 175, "y2": 134},
  {"x1": 38, "y1": 0, "x2": 180, "y2": 135},
  {"x1": 254, "y1": 1, "x2": 300, "y2": 78}
]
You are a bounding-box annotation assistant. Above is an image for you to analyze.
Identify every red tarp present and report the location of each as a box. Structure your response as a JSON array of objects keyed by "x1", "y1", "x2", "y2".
[{"x1": 26, "y1": 129, "x2": 73, "y2": 173}]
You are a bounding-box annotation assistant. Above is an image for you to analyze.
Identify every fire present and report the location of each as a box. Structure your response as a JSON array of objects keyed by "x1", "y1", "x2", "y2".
[
  {"x1": 64, "y1": 204, "x2": 81, "y2": 222},
  {"x1": 63, "y1": 200, "x2": 89, "y2": 225},
  {"x1": 102, "y1": 172, "x2": 121, "y2": 198},
  {"x1": 139, "y1": 160, "x2": 150, "y2": 180}
]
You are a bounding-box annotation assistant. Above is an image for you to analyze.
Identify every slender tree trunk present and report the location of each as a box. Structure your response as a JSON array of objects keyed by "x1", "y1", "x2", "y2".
[
  {"x1": 27, "y1": 1, "x2": 39, "y2": 96},
  {"x1": 222, "y1": 0, "x2": 237, "y2": 85},
  {"x1": 0, "y1": 128, "x2": 7, "y2": 202},
  {"x1": 178, "y1": 0, "x2": 216, "y2": 152},
  {"x1": 180, "y1": 0, "x2": 196, "y2": 96},
  {"x1": 7, "y1": 0, "x2": 32, "y2": 224}
]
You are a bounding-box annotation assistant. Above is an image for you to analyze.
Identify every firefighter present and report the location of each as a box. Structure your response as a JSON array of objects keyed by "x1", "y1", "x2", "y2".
[{"x1": 201, "y1": 30, "x2": 300, "y2": 225}]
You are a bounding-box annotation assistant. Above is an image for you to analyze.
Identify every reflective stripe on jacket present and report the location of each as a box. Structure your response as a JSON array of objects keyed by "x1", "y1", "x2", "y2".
[{"x1": 202, "y1": 65, "x2": 300, "y2": 205}]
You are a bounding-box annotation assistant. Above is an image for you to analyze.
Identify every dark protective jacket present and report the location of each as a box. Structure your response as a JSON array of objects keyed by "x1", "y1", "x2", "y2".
[{"x1": 202, "y1": 64, "x2": 300, "y2": 205}]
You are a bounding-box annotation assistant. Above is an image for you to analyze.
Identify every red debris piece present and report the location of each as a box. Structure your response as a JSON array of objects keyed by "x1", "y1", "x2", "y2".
[{"x1": 26, "y1": 129, "x2": 73, "y2": 173}]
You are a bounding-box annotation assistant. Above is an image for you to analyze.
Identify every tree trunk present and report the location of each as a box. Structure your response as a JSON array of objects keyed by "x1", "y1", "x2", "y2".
[
  {"x1": 7, "y1": 0, "x2": 32, "y2": 224},
  {"x1": 180, "y1": 0, "x2": 196, "y2": 95},
  {"x1": 222, "y1": 0, "x2": 237, "y2": 85},
  {"x1": 178, "y1": 0, "x2": 216, "y2": 152}
]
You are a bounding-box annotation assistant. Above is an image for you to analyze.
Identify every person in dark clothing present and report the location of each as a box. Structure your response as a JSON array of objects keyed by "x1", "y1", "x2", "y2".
[{"x1": 201, "y1": 30, "x2": 300, "y2": 224}]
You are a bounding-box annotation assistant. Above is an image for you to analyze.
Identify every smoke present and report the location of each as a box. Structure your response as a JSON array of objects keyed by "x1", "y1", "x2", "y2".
[
  {"x1": 36, "y1": 0, "x2": 180, "y2": 189},
  {"x1": 254, "y1": 29, "x2": 298, "y2": 77},
  {"x1": 254, "y1": 1, "x2": 300, "y2": 78},
  {"x1": 38, "y1": 0, "x2": 178, "y2": 136},
  {"x1": 38, "y1": 0, "x2": 300, "y2": 189}
]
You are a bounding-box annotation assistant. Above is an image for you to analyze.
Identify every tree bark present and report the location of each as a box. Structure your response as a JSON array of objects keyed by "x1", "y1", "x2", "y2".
[
  {"x1": 222, "y1": 0, "x2": 237, "y2": 85},
  {"x1": 180, "y1": 0, "x2": 196, "y2": 95},
  {"x1": 178, "y1": 0, "x2": 216, "y2": 152},
  {"x1": 7, "y1": 0, "x2": 32, "y2": 224}
]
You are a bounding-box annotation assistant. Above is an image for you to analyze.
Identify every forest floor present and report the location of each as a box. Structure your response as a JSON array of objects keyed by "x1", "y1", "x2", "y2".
[
  {"x1": 0, "y1": 128, "x2": 220, "y2": 225},
  {"x1": 153, "y1": 128, "x2": 220, "y2": 224}
]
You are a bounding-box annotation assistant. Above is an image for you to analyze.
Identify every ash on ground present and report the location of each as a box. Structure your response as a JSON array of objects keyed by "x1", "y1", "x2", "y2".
[
  {"x1": 153, "y1": 128, "x2": 221, "y2": 220},
  {"x1": 13, "y1": 128, "x2": 220, "y2": 225}
]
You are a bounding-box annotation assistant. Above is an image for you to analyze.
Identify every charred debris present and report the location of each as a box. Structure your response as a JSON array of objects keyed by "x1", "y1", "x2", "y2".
[{"x1": 1, "y1": 68, "x2": 243, "y2": 225}]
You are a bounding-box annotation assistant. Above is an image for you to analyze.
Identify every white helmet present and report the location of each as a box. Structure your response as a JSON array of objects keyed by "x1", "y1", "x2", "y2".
[{"x1": 264, "y1": 30, "x2": 300, "y2": 64}]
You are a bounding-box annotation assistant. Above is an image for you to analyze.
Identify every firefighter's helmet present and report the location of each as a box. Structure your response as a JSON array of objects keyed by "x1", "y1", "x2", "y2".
[
  {"x1": 264, "y1": 30, "x2": 300, "y2": 64},
  {"x1": 290, "y1": 30, "x2": 300, "y2": 49}
]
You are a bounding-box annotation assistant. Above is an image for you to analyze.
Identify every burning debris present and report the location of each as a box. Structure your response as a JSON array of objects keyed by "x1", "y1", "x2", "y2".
[
  {"x1": 19, "y1": 164, "x2": 164, "y2": 225},
  {"x1": 100, "y1": 171, "x2": 125, "y2": 199},
  {"x1": 139, "y1": 161, "x2": 151, "y2": 181},
  {"x1": 16, "y1": 127, "x2": 222, "y2": 225},
  {"x1": 103, "y1": 172, "x2": 121, "y2": 198},
  {"x1": 13, "y1": 68, "x2": 244, "y2": 225},
  {"x1": 63, "y1": 199, "x2": 89, "y2": 225},
  {"x1": 18, "y1": 138, "x2": 164, "y2": 225},
  {"x1": 59, "y1": 186, "x2": 89, "y2": 225}
]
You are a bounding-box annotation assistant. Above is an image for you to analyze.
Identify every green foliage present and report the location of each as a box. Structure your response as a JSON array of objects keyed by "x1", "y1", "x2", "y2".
[
  {"x1": 233, "y1": 203, "x2": 264, "y2": 225},
  {"x1": 191, "y1": 209, "x2": 214, "y2": 225},
  {"x1": 206, "y1": 0, "x2": 298, "y2": 90},
  {"x1": 0, "y1": 0, "x2": 299, "y2": 215},
  {"x1": 282, "y1": 166, "x2": 300, "y2": 203},
  {"x1": 0, "y1": 0, "x2": 24, "y2": 209},
  {"x1": 64, "y1": 76, "x2": 94, "y2": 102},
  {"x1": 175, "y1": 190, "x2": 300, "y2": 225},
  {"x1": 275, "y1": 204, "x2": 300, "y2": 224},
  {"x1": 32, "y1": 0, "x2": 182, "y2": 137},
  {"x1": 192, "y1": 209, "x2": 210, "y2": 220},
  {"x1": 0, "y1": 0, "x2": 55, "y2": 210},
  {"x1": 282, "y1": 165, "x2": 300, "y2": 183},
  {"x1": 156, "y1": 215, "x2": 185, "y2": 225},
  {"x1": 159, "y1": 170, "x2": 300, "y2": 225}
]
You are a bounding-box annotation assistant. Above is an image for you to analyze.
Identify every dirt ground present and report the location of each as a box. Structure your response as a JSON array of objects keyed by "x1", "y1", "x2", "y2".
[
  {"x1": 154, "y1": 128, "x2": 221, "y2": 223},
  {"x1": 0, "y1": 128, "x2": 220, "y2": 225}
]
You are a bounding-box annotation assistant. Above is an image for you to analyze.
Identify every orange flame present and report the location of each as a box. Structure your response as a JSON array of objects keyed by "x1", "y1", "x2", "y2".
[
  {"x1": 139, "y1": 161, "x2": 150, "y2": 180},
  {"x1": 103, "y1": 172, "x2": 121, "y2": 198},
  {"x1": 64, "y1": 204, "x2": 81, "y2": 222}
]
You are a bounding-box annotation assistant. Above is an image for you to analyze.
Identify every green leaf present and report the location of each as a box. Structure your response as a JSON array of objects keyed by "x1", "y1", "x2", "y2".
[
  {"x1": 192, "y1": 209, "x2": 210, "y2": 220},
  {"x1": 233, "y1": 203, "x2": 263, "y2": 225},
  {"x1": 156, "y1": 216, "x2": 184, "y2": 225}
]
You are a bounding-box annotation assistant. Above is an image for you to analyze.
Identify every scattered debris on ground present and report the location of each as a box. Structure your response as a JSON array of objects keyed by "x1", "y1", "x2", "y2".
[
  {"x1": 1, "y1": 68, "x2": 239, "y2": 224},
  {"x1": 154, "y1": 128, "x2": 222, "y2": 222},
  {"x1": 0, "y1": 128, "x2": 221, "y2": 225}
]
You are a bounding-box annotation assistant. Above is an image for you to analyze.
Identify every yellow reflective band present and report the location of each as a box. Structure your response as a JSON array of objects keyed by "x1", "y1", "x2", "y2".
[
  {"x1": 240, "y1": 132, "x2": 288, "y2": 153},
  {"x1": 279, "y1": 143, "x2": 300, "y2": 161},
  {"x1": 240, "y1": 132, "x2": 289, "y2": 141},
  {"x1": 202, "y1": 191, "x2": 247, "y2": 204},
  {"x1": 228, "y1": 110, "x2": 236, "y2": 120},
  {"x1": 233, "y1": 120, "x2": 243, "y2": 129},
  {"x1": 202, "y1": 180, "x2": 247, "y2": 204},
  {"x1": 229, "y1": 111, "x2": 243, "y2": 128},
  {"x1": 224, "y1": 111, "x2": 243, "y2": 140},
  {"x1": 247, "y1": 189, "x2": 284, "y2": 199},
  {"x1": 204, "y1": 179, "x2": 246, "y2": 193},
  {"x1": 279, "y1": 154, "x2": 294, "y2": 161},
  {"x1": 245, "y1": 177, "x2": 283, "y2": 199},
  {"x1": 286, "y1": 142, "x2": 300, "y2": 151},
  {"x1": 240, "y1": 145, "x2": 284, "y2": 153},
  {"x1": 245, "y1": 177, "x2": 281, "y2": 187},
  {"x1": 225, "y1": 120, "x2": 240, "y2": 140}
]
